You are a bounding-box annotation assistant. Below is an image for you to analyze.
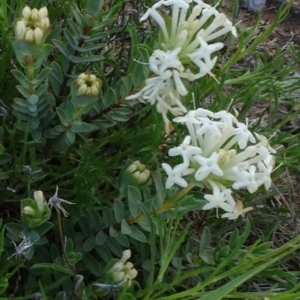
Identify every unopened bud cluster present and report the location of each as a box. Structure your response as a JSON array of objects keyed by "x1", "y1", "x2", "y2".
[
  {"x1": 15, "y1": 6, "x2": 51, "y2": 46},
  {"x1": 162, "y1": 108, "x2": 276, "y2": 219},
  {"x1": 76, "y1": 73, "x2": 102, "y2": 96},
  {"x1": 127, "y1": 161, "x2": 150, "y2": 185},
  {"x1": 126, "y1": 0, "x2": 237, "y2": 132},
  {"x1": 108, "y1": 250, "x2": 138, "y2": 287}
]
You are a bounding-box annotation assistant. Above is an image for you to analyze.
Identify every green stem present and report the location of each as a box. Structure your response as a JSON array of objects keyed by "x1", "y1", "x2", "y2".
[{"x1": 26, "y1": 55, "x2": 35, "y2": 95}]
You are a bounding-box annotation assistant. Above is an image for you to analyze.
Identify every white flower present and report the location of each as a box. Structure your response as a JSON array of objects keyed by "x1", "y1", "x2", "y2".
[
  {"x1": 194, "y1": 151, "x2": 223, "y2": 181},
  {"x1": 221, "y1": 200, "x2": 253, "y2": 220},
  {"x1": 232, "y1": 165, "x2": 258, "y2": 193},
  {"x1": 233, "y1": 118, "x2": 256, "y2": 149},
  {"x1": 162, "y1": 163, "x2": 194, "y2": 188},
  {"x1": 168, "y1": 136, "x2": 202, "y2": 164},
  {"x1": 202, "y1": 181, "x2": 233, "y2": 216}
]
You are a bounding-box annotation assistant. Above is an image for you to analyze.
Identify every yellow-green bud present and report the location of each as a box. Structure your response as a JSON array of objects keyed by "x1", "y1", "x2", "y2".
[
  {"x1": 120, "y1": 250, "x2": 131, "y2": 263},
  {"x1": 22, "y1": 6, "x2": 31, "y2": 20},
  {"x1": 129, "y1": 269, "x2": 138, "y2": 279},
  {"x1": 25, "y1": 29, "x2": 34, "y2": 42},
  {"x1": 38, "y1": 7, "x2": 48, "y2": 19},
  {"x1": 127, "y1": 161, "x2": 150, "y2": 184},
  {"x1": 76, "y1": 73, "x2": 102, "y2": 96},
  {"x1": 33, "y1": 27, "x2": 43, "y2": 45},
  {"x1": 31, "y1": 8, "x2": 39, "y2": 22},
  {"x1": 77, "y1": 84, "x2": 87, "y2": 96},
  {"x1": 40, "y1": 17, "x2": 50, "y2": 31},
  {"x1": 112, "y1": 271, "x2": 125, "y2": 283},
  {"x1": 91, "y1": 85, "x2": 99, "y2": 96},
  {"x1": 15, "y1": 20, "x2": 26, "y2": 39},
  {"x1": 22, "y1": 206, "x2": 36, "y2": 216}
]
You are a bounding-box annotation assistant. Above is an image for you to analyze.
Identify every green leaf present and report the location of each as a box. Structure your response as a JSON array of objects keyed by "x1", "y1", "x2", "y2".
[
  {"x1": 102, "y1": 206, "x2": 112, "y2": 227},
  {"x1": 36, "y1": 67, "x2": 52, "y2": 82},
  {"x1": 69, "y1": 54, "x2": 104, "y2": 63},
  {"x1": 128, "y1": 186, "x2": 142, "y2": 217},
  {"x1": 34, "y1": 222, "x2": 53, "y2": 236},
  {"x1": 0, "y1": 153, "x2": 10, "y2": 165},
  {"x1": 88, "y1": 209, "x2": 102, "y2": 232},
  {"x1": 31, "y1": 127, "x2": 42, "y2": 140},
  {"x1": 33, "y1": 44, "x2": 53, "y2": 69},
  {"x1": 79, "y1": 216, "x2": 91, "y2": 237},
  {"x1": 31, "y1": 263, "x2": 73, "y2": 275},
  {"x1": 56, "y1": 107, "x2": 69, "y2": 126},
  {"x1": 96, "y1": 231, "x2": 107, "y2": 245},
  {"x1": 109, "y1": 225, "x2": 119, "y2": 238},
  {"x1": 75, "y1": 43, "x2": 105, "y2": 52},
  {"x1": 72, "y1": 121, "x2": 95, "y2": 133},
  {"x1": 129, "y1": 226, "x2": 147, "y2": 243},
  {"x1": 199, "y1": 227, "x2": 211, "y2": 253},
  {"x1": 63, "y1": 28, "x2": 76, "y2": 48},
  {"x1": 152, "y1": 171, "x2": 165, "y2": 205},
  {"x1": 84, "y1": 235, "x2": 96, "y2": 252},
  {"x1": 4, "y1": 223, "x2": 23, "y2": 238},
  {"x1": 52, "y1": 39, "x2": 70, "y2": 59},
  {"x1": 82, "y1": 252, "x2": 101, "y2": 276},
  {"x1": 95, "y1": 245, "x2": 112, "y2": 263},
  {"x1": 121, "y1": 219, "x2": 132, "y2": 235},
  {"x1": 65, "y1": 130, "x2": 76, "y2": 145},
  {"x1": 11, "y1": 69, "x2": 29, "y2": 87},
  {"x1": 27, "y1": 94, "x2": 39, "y2": 105},
  {"x1": 105, "y1": 236, "x2": 123, "y2": 256},
  {"x1": 114, "y1": 199, "x2": 124, "y2": 223},
  {"x1": 228, "y1": 229, "x2": 240, "y2": 250}
]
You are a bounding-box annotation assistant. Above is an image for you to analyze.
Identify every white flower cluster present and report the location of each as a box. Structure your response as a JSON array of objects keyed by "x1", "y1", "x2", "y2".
[
  {"x1": 126, "y1": 0, "x2": 237, "y2": 132},
  {"x1": 162, "y1": 108, "x2": 276, "y2": 219},
  {"x1": 15, "y1": 6, "x2": 51, "y2": 46},
  {"x1": 108, "y1": 250, "x2": 138, "y2": 287}
]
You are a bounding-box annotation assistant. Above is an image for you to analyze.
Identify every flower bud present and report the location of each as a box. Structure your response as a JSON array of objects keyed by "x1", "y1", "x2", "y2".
[
  {"x1": 109, "y1": 262, "x2": 123, "y2": 273},
  {"x1": 77, "y1": 84, "x2": 87, "y2": 96},
  {"x1": 90, "y1": 85, "x2": 99, "y2": 96},
  {"x1": 112, "y1": 271, "x2": 125, "y2": 283},
  {"x1": 15, "y1": 20, "x2": 26, "y2": 39},
  {"x1": 129, "y1": 268, "x2": 138, "y2": 279},
  {"x1": 31, "y1": 8, "x2": 39, "y2": 21},
  {"x1": 34, "y1": 190, "x2": 46, "y2": 213},
  {"x1": 22, "y1": 6, "x2": 31, "y2": 20},
  {"x1": 78, "y1": 73, "x2": 87, "y2": 80},
  {"x1": 25, "y1": 29, "x2": 34, "y2": 42},
  {"x1": 40, "y1": 17, "x2": 50, "y2": 31},
  {"x1": 38, "y1": 7, "x2": 48, "y2": 19},
  {"x1": 33, "y1": 27, "x2": 43, "y2": 45},
  {"x1": 22, "y1": 206, "x2": 36, "y2": 216},
  {"x1": 127, "y1": 161, "x2": 150, "y2": 185},
  {"x1": 120, "y1": 249, "x2": 131, "y2": 262}
]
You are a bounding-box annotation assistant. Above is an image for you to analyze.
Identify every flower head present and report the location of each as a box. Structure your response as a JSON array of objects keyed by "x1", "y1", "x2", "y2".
[
  {"x1": 7, "y1": 233, "x2": 34, "y2": 260},
  {"x1": 15, "y1": 6, "x2": 51, "y2": 46},
  {"x1": 163, "y1": 108, "x2": 276, "y2": 219},
  {"x1": 107, "y1": 250, "x2": 138, "y2": 287},
  {"x1": 48, "y1": 186, "x2": 75, "y2": 217},
  {"x1": 126, "y1": 1, "x2": 237, "y2": 131},
  {"x1": 76, "y1": 73, "x2": 102, "y2": 96}
]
